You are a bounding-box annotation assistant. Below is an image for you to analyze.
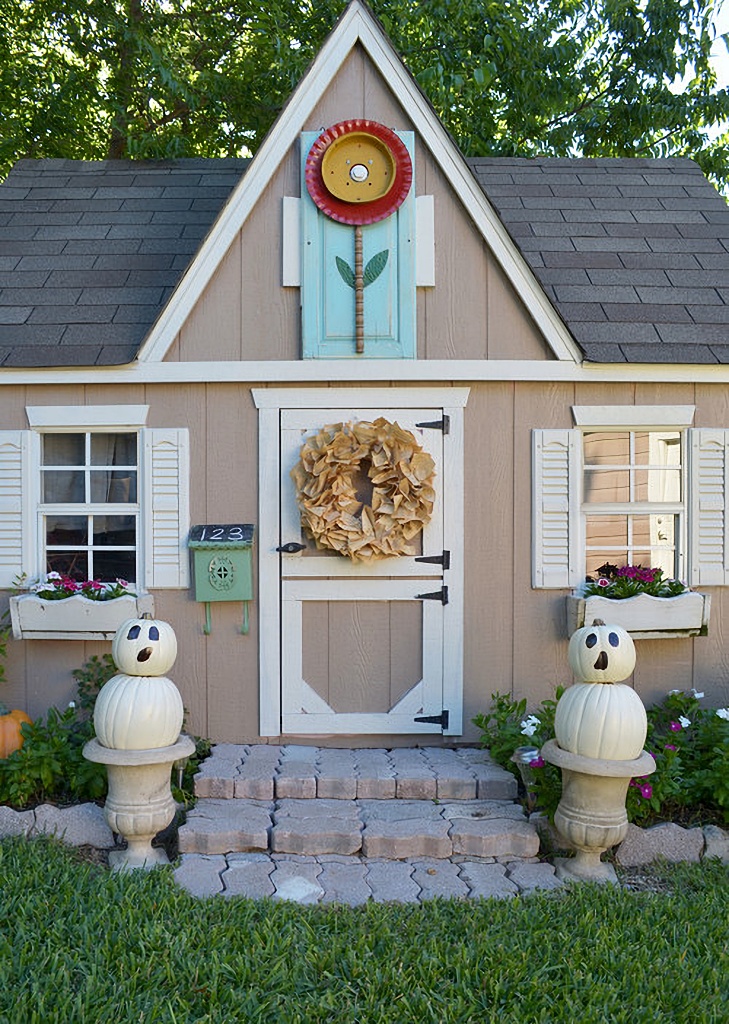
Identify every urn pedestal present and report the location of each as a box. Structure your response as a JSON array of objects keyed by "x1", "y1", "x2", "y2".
[
  {"x1": 542, "y1": 739, "x2": 656, "y2": 884},
  {"x1": 84, "y1": 735, "x2": 195, "y2": 870}
]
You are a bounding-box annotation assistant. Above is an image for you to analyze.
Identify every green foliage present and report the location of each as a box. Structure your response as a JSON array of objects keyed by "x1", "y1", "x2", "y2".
[
  {"x1": 475, "y1": 687, "x2": 729, "y2": 827},
  {"x1": 0, "y1": 0, "x2": 728, "y2": 188},
  {"x1": 71, "y1": 653, "x2": 117, "y2": 718},
  {"x1": 583, "y1": 562, "x2": 689, "y2": 598},
  {"x1": 0, "y1": 707, "x2": 106, "y2": 808},
  {"x1": 473, "y1": 688, "x2": 564, "y2": 819},
  {"x1": 0, "y1": 837, "x2": 727, "y2": 1024}
]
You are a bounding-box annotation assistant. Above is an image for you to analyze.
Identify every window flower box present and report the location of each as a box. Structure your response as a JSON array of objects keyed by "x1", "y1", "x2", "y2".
[
  {"x1": 9, "y1": 592, "x2": 154, "y2": 641},
  {"x1": 566, "y1": 592, "x2": 710, "y2": 640}
]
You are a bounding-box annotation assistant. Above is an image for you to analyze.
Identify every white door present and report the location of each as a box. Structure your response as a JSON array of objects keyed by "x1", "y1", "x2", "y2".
[{"x1": 279, "y1": 406, "x2": 454, "y2": 735}]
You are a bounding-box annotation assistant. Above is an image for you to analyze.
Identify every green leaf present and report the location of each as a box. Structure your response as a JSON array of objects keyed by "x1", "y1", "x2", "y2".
[
  {"x1": 363, "y1": 249, "x2": 389, "y2": 287},
  {"x1": 335, "y1": 256, "x2": 355, "y2": 289}
]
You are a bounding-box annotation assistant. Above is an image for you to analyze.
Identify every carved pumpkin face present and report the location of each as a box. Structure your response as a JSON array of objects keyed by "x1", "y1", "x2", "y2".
[
  {"x1": 568, "y1": 619, "x2": 635, "y2": 683},
  {"x1": 112, "y1": 617, "x2": 177, "y2": 676}
]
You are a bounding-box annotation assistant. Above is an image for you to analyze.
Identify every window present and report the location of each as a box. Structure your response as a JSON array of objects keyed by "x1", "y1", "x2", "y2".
[
  {"x1": 582, "y1": 429, "x2": 684, "y2": 580},
  {"x1": 0, "y1": 406, "x2": 190, "y2": 590},
  {"x1": 41, "y1": 431, "x2": 139, "y2": 583},
  {"x1": 529, "y1": 406, "x2": 729, "y2": 590}
]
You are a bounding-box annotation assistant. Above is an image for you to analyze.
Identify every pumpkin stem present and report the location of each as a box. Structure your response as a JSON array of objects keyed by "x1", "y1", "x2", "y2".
[{"x1": 591, "y1": 619, "x2": 606, "y2": 626}]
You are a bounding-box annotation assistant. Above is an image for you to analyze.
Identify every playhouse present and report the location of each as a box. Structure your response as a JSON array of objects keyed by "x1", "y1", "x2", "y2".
[{"x1": 1, "y1": 0, "x2": 728, "y2": 744}]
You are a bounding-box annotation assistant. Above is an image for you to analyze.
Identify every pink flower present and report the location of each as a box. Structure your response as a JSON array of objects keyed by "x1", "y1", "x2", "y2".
[
  {"x1": 597, "y1": 577, "x2": 610, "y2": 588},
  {"x1": 639, "y1": 783, "x2": 653, "y2": 800},
  {"x1": 529, "y1": 756, "x2": 546, "y2": 768},
  {"x1": 670, "y1": 721, "x2": 682, "y2": 732},
  {"x1": 664, "y1": 743, "x2": 678, "y2": 752}
]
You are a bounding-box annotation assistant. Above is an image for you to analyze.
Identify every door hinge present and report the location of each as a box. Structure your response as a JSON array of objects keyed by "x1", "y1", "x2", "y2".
[
  {"x1": 414, "y1": 710, "x2": 449, "y2": 729},
  {"x1": 415, "y1": 585, "x2": 449, "y2": 605},
  {"x1": 415, "y1": 550, "x2": 450, "y2": 569},
  {"x1": 416, "y1": 415, "x2": 450, "y2": 434}
]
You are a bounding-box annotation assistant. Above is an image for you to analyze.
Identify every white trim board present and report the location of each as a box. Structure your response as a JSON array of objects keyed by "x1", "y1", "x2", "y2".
[
  {"x1": 134, "y1": 0, "x2": 581, "y2": 365},
  {"x1": 26, "y1": 405, "x2": 149, "y2": 430},
  {"x1": 6, "y1": 359, "x2": 729, "y2": 387},
  {"x1": 572, "y1": 406, "x2": 696, "y2": 428}
]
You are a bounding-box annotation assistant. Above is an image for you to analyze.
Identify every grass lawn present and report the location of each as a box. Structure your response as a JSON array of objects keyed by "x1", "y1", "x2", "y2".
[{"x1": 0, "y1": 837, "x2": 727, "y2": 1024}]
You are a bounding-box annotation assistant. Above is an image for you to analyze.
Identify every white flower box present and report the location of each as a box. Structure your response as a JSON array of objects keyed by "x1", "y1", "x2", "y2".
[
  {"x1": 566, "y1": 592, "x2": 710, "y2": 640},
  {"x1": 9, "y1": 592, "x2": 154, "y2": 641}
]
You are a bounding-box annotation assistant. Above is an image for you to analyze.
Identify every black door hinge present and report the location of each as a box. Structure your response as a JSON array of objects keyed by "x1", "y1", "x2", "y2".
[
  {"x1": 415, "y1": 585, "x2": 449, "y2": 605},
  {"x1": 416, "y1": 415, "x2": 450, "y2": 434},
  {"x1": 415, "y1": 550, "x2": 450, "y2": 569},
  {"x1": 414, "y1": 710, "x2": 450, "y2": 729}
]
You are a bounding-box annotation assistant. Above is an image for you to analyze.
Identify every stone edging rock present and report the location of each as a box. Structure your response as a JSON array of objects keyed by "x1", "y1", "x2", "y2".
[{"x1": 0, "y1": 802, "x2": 114, "y2": 849}]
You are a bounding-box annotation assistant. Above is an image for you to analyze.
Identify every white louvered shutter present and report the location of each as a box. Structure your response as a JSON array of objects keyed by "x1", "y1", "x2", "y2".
[
  {"x1": 142, "y1": 428, "x2": 190, "y2": 589},
  {"x1": 532, "y1": 428, "x2": 581, "y2": 588},
  {"x1": 689, "y1": 428, "x2": 729, "y2": 586},
  {"x1": 0, "y1": 431, "x2": 32, "y2": 588}
]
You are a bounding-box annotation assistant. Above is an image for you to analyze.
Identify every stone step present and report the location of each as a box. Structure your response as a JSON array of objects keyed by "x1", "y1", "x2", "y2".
[
  {"x1": 193, "y1": 744, "x2": 518, "y2": 802},
  {"x1": 178, "y1": 796, "x2": 540, "y2": 862}
]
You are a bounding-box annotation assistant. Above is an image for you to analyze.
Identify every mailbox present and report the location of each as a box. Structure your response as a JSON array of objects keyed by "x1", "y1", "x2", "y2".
[{"x1": 188, "y1": 524, "x2": 254, "y2": 634}]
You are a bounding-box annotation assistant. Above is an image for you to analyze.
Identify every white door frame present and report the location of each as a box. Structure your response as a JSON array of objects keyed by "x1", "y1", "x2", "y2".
[{"x1": 252, "y1": 386, "x2": 469, "y2": 737}]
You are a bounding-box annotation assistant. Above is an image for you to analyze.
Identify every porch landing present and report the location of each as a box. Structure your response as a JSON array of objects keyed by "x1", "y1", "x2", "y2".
[{"x1": 175, "y1": 745, "x2": 559, "y2": 903}]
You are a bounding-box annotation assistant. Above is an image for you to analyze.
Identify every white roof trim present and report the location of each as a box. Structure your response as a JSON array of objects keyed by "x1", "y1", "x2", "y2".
[{"x1": 136, "y1": 0, "x2": 581, "y2": 365}]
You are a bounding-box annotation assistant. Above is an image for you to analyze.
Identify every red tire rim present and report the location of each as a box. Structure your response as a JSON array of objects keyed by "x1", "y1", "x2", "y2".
[{"x1": 305, "y1": 119, "x2": 413, "y2": 225}]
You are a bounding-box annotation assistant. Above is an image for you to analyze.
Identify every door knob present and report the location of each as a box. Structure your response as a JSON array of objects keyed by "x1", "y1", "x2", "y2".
[{"x1": 276, "y1": 542, "x2": 307, "y2": 553}]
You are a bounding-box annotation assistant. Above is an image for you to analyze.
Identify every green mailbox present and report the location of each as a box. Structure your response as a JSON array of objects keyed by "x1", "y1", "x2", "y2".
[{"x1": 188, "y1": 524, "x2": 254, "y2": 635}]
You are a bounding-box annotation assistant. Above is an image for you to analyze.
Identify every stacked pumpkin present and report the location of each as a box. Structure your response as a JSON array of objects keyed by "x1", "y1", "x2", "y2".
[
  {"x1": 555, "y1": 619, "x2": 647, "y2": 760},
  {"x1": 94, "y1": 616, "x2": 184, "y2": 750}
]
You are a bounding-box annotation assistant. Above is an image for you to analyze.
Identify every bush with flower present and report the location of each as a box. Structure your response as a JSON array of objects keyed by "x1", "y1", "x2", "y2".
[
  {"x1": 475, "y1": 686, "x2": 729, "y2": 828},
  {"x1": 583, "y1": 562, "x2": 689, "y2": 599},
  {"x1": 24, "y1": 572, "x2": 136, "y2": 602}
]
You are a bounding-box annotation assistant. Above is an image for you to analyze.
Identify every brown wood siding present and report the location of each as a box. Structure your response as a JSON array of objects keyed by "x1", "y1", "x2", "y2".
[{"x1": 173, "y1": 44, "x2": 550, "y2": 366}]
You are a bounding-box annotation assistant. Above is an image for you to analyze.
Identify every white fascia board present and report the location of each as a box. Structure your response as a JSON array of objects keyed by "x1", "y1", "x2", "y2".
[
  {"x1": 252, "y1": 386, "x2": 470, "y2": 409},
  {"x1": 136, "y1": 0, "x2": 580, "y2": 365},
  {"x1": 4, "y1": 360, "x2": 729, "y2": 386}
]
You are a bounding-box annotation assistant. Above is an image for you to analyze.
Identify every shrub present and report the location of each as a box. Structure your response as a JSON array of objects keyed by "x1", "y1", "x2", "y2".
[{"x1": 474, "y1": 687, "x2": 729, "y2": 827}]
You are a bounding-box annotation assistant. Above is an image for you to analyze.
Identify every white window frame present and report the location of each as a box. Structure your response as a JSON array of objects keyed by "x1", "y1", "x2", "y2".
[
  {"x1": 0, "y1": 406, "x2": 190, "y2": 590},
  {"x1": 533, "y1": 406, "x2": 700, "y2": 589}
]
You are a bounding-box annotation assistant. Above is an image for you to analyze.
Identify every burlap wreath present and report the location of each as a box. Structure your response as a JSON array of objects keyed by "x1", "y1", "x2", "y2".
[{"x1": 290, "y1": 418, "x2": 436, "y2": 561}]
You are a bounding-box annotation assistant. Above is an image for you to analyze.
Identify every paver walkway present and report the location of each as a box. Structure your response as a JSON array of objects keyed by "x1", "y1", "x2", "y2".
[{"x1": 174, "y1": 745, "x2": 562, "y2": 903}]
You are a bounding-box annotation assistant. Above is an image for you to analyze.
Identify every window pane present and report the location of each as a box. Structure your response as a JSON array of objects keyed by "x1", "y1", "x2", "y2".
[
  {"x1": 46, "y1": 515, "x2": 88, "y2": 546},
  {"x1": 633, "y1": 468, "x2": 682, "y2": 502},
  {"x1": 93, "y1": 515, "x2": 136, "y2": 546},
  {"x1": 43, "y1": 470, "x2": 85, "y2": 503},
  {"x1": 634, "y1": 431, "x2": 681, "y2": 466},
  {"x1": 586, "y1": 515, "x2": 628, "y2": 548},
  {"x1": 583, "y1": 469, "x2": 630, "y2": 503},
  {"x1": 42, "y1": 434, "x2": 84, "y2": 466},
  {"x1": 583, "y1": 432, "x2": 629, "y2": 466},
  {"x1": 90, "y1": 470, "x2": 137, "y2": 503},
  {"x1": 93, "y1": 550, "x2": 136, "y2": 583},
  {"x1": 46, "y1": 552, "x2": 89, "y2": 579},
  {"x1": 90, "y1": 433, "x2": 136, "y2": 467}
]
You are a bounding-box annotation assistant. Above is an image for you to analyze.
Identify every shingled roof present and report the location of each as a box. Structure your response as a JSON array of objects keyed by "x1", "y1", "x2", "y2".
[
  {"x1": 469, "y1": 156, "x2": 729, "y2": 363},
  {"x1": 0, "y1": 154, "x2": 727, "y2": 366},
  {"x1": 0, "y1": 157, "x2": 249, "y2": 367}
]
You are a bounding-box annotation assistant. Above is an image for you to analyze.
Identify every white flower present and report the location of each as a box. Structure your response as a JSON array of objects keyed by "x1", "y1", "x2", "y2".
[
  {"x1": 678, "y1": 715, "x2": 691, "y2": 729},
  {"x1": 691, "y1": 689, "x2": 705, "y2": 700},
  {"x1": 716, "y1": 708, "x2": 729, "y2": 721},
  {"x1": 520, "y1": 715, "x2": 541, "y2": 738},
  {"x1": 667, "y1": 689, "x2": 683, "y2": 696},
  {"x1": 67, "y1": 700, "x2": 76, "y2": 709}
]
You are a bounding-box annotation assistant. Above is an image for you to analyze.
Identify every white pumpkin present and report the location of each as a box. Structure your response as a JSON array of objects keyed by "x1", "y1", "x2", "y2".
[
  {"x1": 112, "y1": 617, "x2": 177, "y2": 676},
  {"x1": 94, "y1": 672, "x2": 184, "y2": 750},
  {"x1": 568, "y1": 619, "x2": 635, "y2": 683},
  {"x1": 554, "y1": 681, "x2": 647, "y2": 760}
]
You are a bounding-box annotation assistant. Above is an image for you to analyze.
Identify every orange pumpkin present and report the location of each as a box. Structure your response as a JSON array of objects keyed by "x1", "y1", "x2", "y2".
[{"x1": 0, "y1": 709, "x2": 32, "y2": 759}]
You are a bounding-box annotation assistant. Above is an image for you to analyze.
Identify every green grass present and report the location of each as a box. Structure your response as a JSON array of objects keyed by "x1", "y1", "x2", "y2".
[{"x1": 0, "y1": 838, "x2": 727, "y2": 1024}]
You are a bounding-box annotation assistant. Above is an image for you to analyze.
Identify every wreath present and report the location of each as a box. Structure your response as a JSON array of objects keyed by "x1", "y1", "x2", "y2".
[{"x1": 290, "y1": 418, "x2": 436, "y2": 562}]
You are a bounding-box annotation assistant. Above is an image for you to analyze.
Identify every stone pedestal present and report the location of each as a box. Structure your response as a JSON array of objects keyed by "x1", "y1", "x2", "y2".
[
  {"x1": 84, "y1": 735, "x2": 195, "y2": 871},
  {"x1": 542, "y1": 739, "x2": 655, "y2": 884}
]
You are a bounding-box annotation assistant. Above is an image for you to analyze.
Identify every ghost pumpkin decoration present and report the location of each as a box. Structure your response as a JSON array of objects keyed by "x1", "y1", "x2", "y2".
[
  {"x1": 93, "y1": 617, "x2": 184, "y2": 751},
  {"x1": 554, "y1": 619, "x2": 647, "y2": 760}
]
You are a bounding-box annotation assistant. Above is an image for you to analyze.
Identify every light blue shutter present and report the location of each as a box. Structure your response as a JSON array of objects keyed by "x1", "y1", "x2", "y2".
[
  {"x1": 689, "y1": 428, "x2": 729, "y2": 586},
  {"x1": 142, "y1": 428, "x2": 190, "y2": 589},
  {"x1": 532, "y1": 428, "x2": 581, "y2": 588}
]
